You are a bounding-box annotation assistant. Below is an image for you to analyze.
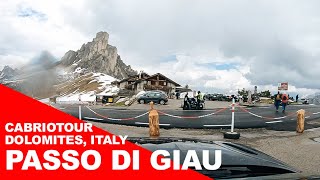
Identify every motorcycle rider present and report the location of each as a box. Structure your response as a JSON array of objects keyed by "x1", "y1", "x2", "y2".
[
  {"x1": 183, "y1": 92, "x2": 190, "y2": 109},
  {"x1": 196, "y1": 91, "x2": 202, "y2": 109}
]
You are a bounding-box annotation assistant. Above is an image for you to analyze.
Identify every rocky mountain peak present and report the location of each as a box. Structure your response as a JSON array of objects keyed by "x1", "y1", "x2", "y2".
[
  {"x1": 0, "y1": 65, "x2": 17, "y2": 80},
  {"x1": 94, "y1": 31, "x2": 109, "y2": 42},
  {"x1": 2, "y1": 65, "x2": 14, "y2": 72},
  {"x1": 58, "y1": 31, "x2": 136, "y2": 79}
]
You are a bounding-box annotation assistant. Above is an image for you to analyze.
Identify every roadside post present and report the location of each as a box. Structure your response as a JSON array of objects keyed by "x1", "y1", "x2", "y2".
[
  {"x1": 78, "y1": 94, "x2": 82, "y2": 120},
  {"x1": 149, "y1": 101, "x2": 160, "y2": 138},
  {"x1": 231, "y1": 98, "x2": 235, "y2": 132},
  {"x1": 79, "y1": 106, "x2": 82, "y2": 120},
  {"x1": 224, "y1": 98, "x2": 240, "y2": 139},
  {"x1": 297, "y1": 109, "x2": 305, "y2": 133}
]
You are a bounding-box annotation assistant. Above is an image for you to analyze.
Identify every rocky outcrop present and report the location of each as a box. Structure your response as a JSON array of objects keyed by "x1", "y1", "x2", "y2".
[
  {"x1": 0, "y1": 31, "x2": 137, "y2": 99},
  {"x1": 0, "y1": 66, "x2": 17, "y2": 82},
  {"x1": 58, "y1": 32, "x2": 137, "y2": 79}
]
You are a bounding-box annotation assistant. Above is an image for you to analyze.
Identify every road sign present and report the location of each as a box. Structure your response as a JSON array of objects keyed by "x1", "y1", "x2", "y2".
[{"x1": 278, "y1": 82, "x2": 288, "y2": 90}]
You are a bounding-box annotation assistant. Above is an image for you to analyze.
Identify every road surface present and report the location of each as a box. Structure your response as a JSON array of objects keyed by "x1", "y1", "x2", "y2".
[{"x1": 54, "y1": 104, "x2": 320, "y2": 131}]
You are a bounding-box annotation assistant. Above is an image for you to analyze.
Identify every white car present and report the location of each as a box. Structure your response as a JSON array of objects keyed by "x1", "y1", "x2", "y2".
[
  {"x1": 287, "y1": 99, "x2": 294, "y2": 105},
  {"x1": 300, "y1": 98, "x2": 309, "y2": 104}
]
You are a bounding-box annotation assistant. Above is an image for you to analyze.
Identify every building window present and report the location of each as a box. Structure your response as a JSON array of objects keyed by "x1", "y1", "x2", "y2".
[{"x1": 164, "y1": 81, "x2": 167, "y2": 86}]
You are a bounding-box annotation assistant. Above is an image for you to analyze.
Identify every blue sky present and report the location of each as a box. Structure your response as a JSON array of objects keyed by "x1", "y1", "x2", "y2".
[
  {"x1": 195, "y1": 62, "x2": 239, "y2": 70},
  {"x1": 161, "y1": 55, "x2": 177, "y2": 62},
  {"x1": 17, "y1": 5, "x2": 47, "y2": 21}
]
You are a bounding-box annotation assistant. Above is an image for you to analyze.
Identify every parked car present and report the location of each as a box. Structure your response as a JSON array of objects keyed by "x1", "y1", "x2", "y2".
[
  {"x1": 204, "y1": 94, "x2": 214, "y2": 100},
  {"x1": 287, "y1": 99, "x2": 294, "y2": 105},
  {"x1": 137, "y1": 91, "x2": 168, "y2": 105},
  {"x1": 204, "y1": 93, "x2": 223, "y2": 101},
  {"x1": 300, "y1": 98, "x2": 309, "y2": 104}
]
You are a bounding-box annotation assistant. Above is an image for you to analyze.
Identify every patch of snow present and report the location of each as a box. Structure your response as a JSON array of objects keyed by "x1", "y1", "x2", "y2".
[
  {"x1": 74, "y1": 67, "x2": 84, "y2": 74},
  {"x1": 39, "y1": 98, "x2": 50, "y2": 103},
  {"x1": 55, "y1": 72, "x2": 121, "y2": 104},
  {"x1": 3, "y1": 80, "x2": 18, "y2": 83},
  {"x1": 93, "y1": 73, "x2": 118, "y2": 87},
  {"x1": 116, "y1": 97, "x2": 128, "y2": 103},
  {"x1": 80, "y1": 92, "x2": 96, "y2": 102},
  {"x1": 57, "y1": 91, "x2": 96, "y2": 103},
  {"x1": 88, "y1": 79, "x2": 98, "y2": 84},
  {"x1": 97, "y1": 86, "x2": 119, "y2": 96},
  {"x1": 73, "y1": 59, "x2": 82, "y2": 64},
  {"x1": 56, "y1": 94, "x2": 80, "y2": 102}
]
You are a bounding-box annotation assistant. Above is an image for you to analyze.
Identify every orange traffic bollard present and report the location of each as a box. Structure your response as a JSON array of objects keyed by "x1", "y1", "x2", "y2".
[
  {"x1": 149, "y1": 101, "x2": 160, "y2": 138},
  {"x1": 297, "y1": 109, "x2": 305, "y2": 133}
]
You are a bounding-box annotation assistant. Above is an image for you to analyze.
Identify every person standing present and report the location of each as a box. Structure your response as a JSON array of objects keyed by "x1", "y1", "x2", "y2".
[
  {"x1": 296, "y1": 94, "x2": 299, "y2": 102},
  {"x1": 183, "y1": 92, "x2": 190, "y2": 110},
  {"x1": 274, "y1": 91, "x2": 282, "y2": 112},
  {"x1": 196, "y1": 91, "x2": 202, "y2": 109},
  {"x1": 281, "y1": 93, "x2": 289, "y2": 113},
  {"x1": 177, "y1": 91, "x2": 180, "y2": 99}
]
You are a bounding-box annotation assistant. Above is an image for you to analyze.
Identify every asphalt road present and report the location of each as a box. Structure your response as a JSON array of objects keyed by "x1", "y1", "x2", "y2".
[{"x1": 55, "y1": 104, "x2": 320, "y2": 131}]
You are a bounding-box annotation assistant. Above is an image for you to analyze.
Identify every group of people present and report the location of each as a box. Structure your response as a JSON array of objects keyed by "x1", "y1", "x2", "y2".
[
  {"x1": 183, "y1": 91, "x2": 204, "y2": 110},
  {"x1": 274, "y1": 92, "x2": 300, "y2": 112},
  {"x1": 274, "y1": 91, "x2": 289, "y2": 112}
]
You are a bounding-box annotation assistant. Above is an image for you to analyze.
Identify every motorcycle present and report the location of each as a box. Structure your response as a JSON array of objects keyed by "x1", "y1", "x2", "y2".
[{"x1": 183, "y1": 97, "x2": 204, "y2": 110}]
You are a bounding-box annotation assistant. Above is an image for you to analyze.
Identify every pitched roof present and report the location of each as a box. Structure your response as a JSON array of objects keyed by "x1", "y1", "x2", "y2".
[
  {"x1": 119, "y1": 72, "x2": 150, "y2": 83},
  {"x1": 119, "y1": 72, "x2": 181, "y2": 87},
  {"x1": 146, "y1": 73, "x2": 181, "y2": 87}
]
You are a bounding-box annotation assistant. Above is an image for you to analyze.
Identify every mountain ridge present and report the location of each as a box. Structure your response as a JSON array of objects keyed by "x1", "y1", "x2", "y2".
[
  {"x1": 1, "y1": 31, "x2": 137, "y2": 99},
  {"x1": 56, "y1": 31, "x2": 137, "y2": 79}
]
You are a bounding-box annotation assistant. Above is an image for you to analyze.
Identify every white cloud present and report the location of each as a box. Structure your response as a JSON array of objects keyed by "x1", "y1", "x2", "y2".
[
  {"x1": 0, "y1": 54, "x2": 26, "y2": 69},
  {"x1": 0, "y1": 0, "x2": 89, "y2": 67}
]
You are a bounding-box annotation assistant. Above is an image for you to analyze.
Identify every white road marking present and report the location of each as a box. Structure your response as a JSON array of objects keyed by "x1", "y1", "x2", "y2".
[
  {"x1": 313, "y1": 112, "x2": 320, "y2": 115},
  {"x1": 246, "y1": 108, "x2": 252, "y2": 110},
  {"x1": 305, "y1": 116, "x2": 310, "y2": 119},
  {"x1": 84, "y1": 117, "x2": 104, "y2": 121},
  {"x1": 266, "y1": 120, "x2": 283, "y2": 124},
  {"x1": 273, "y1": 116, "x2": 287, "y2": 120},
  {"x1": 135, "y1": 122, "x2": 170, "y2": 126},
  {"x1": 259, "y1": 107, "x2": 270, "y2": 109},
  {"x1": 59, "y1": 108, "x2": 65, "y2": 110},
  {"x1": 247, "y1": 112, "x2": 263, "y2": 118},
  {"x1": 203, "y1": 124, "x2": 232, "y2": 127}
]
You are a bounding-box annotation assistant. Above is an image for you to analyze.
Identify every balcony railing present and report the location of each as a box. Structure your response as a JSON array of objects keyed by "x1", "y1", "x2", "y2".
[{"x1": 144, "y1": 84, "x2": 172, "y2": 91}]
